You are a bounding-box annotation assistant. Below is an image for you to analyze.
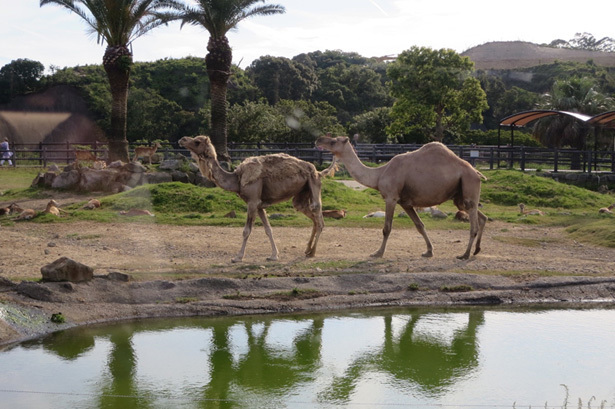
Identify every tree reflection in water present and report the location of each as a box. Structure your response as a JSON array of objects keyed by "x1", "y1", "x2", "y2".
[
  {"x1": 21, "y1": 310, "x2": 483, "y2": 408},
  {"x1": 320, "y1": 311, "x2": 484, "y2": 403}
]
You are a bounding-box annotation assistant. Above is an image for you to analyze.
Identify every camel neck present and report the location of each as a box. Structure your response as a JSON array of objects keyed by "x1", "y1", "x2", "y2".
[
  {"x1": 339, "y1": 147, "x2": 382, "y2": 190},
  {"x1": 199, "y1": 157, "x2": 240, "y2": 193}
]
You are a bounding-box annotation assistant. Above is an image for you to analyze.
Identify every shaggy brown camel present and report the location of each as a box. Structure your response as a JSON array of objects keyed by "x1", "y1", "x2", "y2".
[
  {"x1": 316, "y1": 135, "x2": 487, "y2": 259},
  {"x1": 179, "y1": 135, "x2": 337, "y2": 262}
]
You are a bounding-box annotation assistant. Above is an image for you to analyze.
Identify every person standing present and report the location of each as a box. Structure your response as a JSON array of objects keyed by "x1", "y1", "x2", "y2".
[{"x1": 0, "y1": 137, "x2": 13, "y2": 166}]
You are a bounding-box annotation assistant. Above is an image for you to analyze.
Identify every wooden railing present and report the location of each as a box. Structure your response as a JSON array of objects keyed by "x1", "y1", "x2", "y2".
[{"x1": 6, "y1": 141, "x2": 615, "y2": 173}]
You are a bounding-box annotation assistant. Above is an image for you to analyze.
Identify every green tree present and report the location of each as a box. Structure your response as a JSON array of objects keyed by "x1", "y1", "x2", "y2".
[
  {"x1": 0, "y1": 59, "x2": 45, "y2": 102},
  {"x1": 246, "y1": 55, "x2": 317, "y2": 105},
  {"x1": 350, "y1": 107, "x2": 393, "y2": 144},
  {"x1": 314, "y1": 64, "x2": 392, "y2": 124},
  {"x1": 227, "y1": 100, "x2": 287, "y2": 143},
  {"x1": 387, "y1": 47, "x2": 489, "y2": 143},
  {"x1": 40, "y1": 0, "x2": 183, "y2": 162},
  {"x1": 178, "y1": 0, "x2": 285, "y2": 162}
]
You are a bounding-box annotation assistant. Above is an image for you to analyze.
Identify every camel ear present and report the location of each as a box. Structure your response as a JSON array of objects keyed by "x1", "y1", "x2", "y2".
[{"x1": 340, "y1": 137, "x2": 349, "y2": 144}]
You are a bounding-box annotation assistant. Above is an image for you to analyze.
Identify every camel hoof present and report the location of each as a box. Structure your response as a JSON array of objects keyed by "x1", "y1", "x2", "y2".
[
  {"x1": 266, "y1": 256, "x2": 279, "y2": 262},
  {"x1": 473, "y1": 247, "x2": 481, "y2": 255},
  {"x1": 456, "y1": 254, "x2": 470, "y2": 260},
  {"x1": 369, "y1": 251, "x2": 383, "y2": 258},
  {"x1": 421, "y1": 251, "x2": 433, "y2": 258},
  {"x1": 231, "y1": 257, "x2": 243, "y2": 263}
]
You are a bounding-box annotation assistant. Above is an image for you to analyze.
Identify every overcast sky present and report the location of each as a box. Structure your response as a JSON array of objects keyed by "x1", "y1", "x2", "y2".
[{"x1": 1, "y1": 0, "x2": 613, "y2": 73}]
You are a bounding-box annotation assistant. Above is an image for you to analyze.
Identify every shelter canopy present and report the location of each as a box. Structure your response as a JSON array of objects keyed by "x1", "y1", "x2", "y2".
[{"x1": 499, "y1": 110, "x2": 591, "y2": 127}]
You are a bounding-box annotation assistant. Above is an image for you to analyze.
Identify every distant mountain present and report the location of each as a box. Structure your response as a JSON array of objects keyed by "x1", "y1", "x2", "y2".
[{"x1": 461, "y1": 41, "x2": 615, "y2": 70}]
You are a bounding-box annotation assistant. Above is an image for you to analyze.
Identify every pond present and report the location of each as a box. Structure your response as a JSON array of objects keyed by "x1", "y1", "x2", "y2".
[{"x1": 1, "y1": 307, "x2": 614, "y2": 409}]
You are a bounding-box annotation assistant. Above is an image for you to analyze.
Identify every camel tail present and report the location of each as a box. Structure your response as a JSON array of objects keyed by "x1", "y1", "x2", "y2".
[{"x1": 319, "y1": 157, "x2": 339, "y2": 178}]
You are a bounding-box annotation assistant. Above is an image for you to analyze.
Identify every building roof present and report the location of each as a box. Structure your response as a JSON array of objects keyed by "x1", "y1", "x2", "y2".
[{"x1": 499, "y1": 110, "x2": 592, "y2": 127}]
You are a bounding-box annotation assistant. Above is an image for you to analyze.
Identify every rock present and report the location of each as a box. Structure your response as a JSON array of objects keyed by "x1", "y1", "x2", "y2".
[
  {"x1": 16, "y1": 281, "x2": 55, "y2": 301},
  {"x1": 107, "y1": 272, "x2": 131, "y2": 282},
  {"x1": 144, "y1": 172, "x2": 173, "y2": 184},
  {"x1": 41, "y1": 257, "x2": 94, "y2": 283},
  {"x1": 159, "y1": 159, "x2": 183, "y2": 171},
  {"x1": 51, "y1": 169, "x2": 80, "y2": 189},
  {"x1": 0, "y1": 276, "x2": 16, "y2": 291},
  {"x1": 171, "y1": 170, "x2": 190, "y2": 183}
]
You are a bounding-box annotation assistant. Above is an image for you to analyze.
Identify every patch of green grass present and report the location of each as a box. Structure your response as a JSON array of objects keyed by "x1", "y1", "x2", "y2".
[
  {"x1": 0, "y1": 168, "x2": 42, "y2": 191},
  {"x1": 481, "y1": 170, "x2": 609, "y2": 209},
  {"x1": 175, "y1": 297, "x2": 198, "y2": 304},
  {"x1": 566, "y1": 218, "x2": 615, "y2": 248}
]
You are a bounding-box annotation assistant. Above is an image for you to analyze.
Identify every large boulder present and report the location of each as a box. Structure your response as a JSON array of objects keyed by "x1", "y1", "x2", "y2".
[
  {"x1": 51, "y1": 169, "x2": 80, "y2": 189},
  {"x1": 41, "y1": 257, "x2": 94, "y2": 283}
]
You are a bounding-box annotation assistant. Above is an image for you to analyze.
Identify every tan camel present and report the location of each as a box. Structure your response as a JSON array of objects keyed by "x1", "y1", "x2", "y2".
[
  {"x1": 119, "y1": 208, "x2": 155, "y2": 216},
  {"x1": 316, "y1": 135, "x2": 488, "y2": 259},
  {"x1": 179, "y1": 135, "x2": 337, "y2": 262},
  {"x1": 133, "y1": 142, "x2": 162, "y2": 164}
]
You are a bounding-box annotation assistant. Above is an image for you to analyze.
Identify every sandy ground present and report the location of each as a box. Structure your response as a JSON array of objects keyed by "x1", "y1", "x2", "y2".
[{"x1": 2, "y1": 193, "x2": 615, "y2": 347}]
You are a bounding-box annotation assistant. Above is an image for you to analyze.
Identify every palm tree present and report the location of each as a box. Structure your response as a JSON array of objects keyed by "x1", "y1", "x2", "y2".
[
  {"x1": 535, "y1": 76, "x2": 614, "y2": 149},
  {"x1": 40, "y1": 0, "x2": 183, "y2": 162},
  {"x1": 179, "y1": 0, "x2": 285, "y2": 162}
]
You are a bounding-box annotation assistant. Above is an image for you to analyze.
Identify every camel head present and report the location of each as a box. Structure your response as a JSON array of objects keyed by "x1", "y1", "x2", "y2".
[
  {"x1": 315, "y1": 135, "x2": 351, "y2": 157},
  {"x1": 179, "y1": 135, "x2": 217, "y2": 162},
  {"x1": 46, "y1": 199, "x2": 59, "y2": 210}
]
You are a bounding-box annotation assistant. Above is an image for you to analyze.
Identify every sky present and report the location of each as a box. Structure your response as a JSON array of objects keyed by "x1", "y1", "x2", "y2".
[{"x1": 1, "y1": 0, "x2": 614, "y2": 73}]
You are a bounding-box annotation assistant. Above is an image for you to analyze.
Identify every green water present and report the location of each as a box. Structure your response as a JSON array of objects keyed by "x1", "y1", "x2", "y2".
[{"x1": 1, "y1": 307, "x2": 615, "y2": 409}]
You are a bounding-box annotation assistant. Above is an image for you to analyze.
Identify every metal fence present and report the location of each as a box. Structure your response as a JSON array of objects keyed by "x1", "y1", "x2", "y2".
[{"x1": 5, "y1": 141, "x2": 615, "y2": 173}]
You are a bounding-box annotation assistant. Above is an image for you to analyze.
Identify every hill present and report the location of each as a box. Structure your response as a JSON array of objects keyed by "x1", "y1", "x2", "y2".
[{"x1": 462, "y1": 41, "x2": 615, "y2": 70}]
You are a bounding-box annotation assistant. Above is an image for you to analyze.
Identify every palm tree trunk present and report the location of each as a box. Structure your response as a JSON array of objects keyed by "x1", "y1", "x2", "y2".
[
  {"x1": 103, "y1": 46, "x2": 131, "y2": 163},
  {"x1": 206, "y1": 36, "x2": 232, "y2": 163},
  {"x1": 209, "y1": 80, "x2": 231, "y2": 163}
]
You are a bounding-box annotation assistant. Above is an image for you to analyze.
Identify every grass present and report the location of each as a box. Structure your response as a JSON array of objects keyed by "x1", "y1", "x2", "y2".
[{"x1": 2, "y1": 167, "x2": 615, "y2": 248}]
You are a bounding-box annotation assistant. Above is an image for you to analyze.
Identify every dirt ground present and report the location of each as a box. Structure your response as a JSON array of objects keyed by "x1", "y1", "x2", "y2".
[{"x1": 2, "y1": 193, "x2": 615, "y2": 347}]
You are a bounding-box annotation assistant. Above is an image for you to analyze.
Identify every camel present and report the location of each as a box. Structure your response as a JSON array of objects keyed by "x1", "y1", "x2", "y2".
[
  {"x1": 316, "y1": 135, "x2": 487, "y2": 259},
  {"x1": 455, "y1": 210, "x2": 470, "y2": 222},
  {"x1": 179, "y1": 135, "x2": 337, "y2": 262},
  {"x1": 598, "y1": 203, "x2": 615, "y2": 214},
  {"x1": 518, "y1": 203, "x2": 544, "y2": 216},
  {"x1": 133, "y1": 142, "x2": 162, "y2": 164}
]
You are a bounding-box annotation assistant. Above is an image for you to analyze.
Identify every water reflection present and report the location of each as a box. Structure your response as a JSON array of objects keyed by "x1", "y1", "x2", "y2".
[
  {"x1": 321, "y1": 311, "x2": 483, "y2": 403},
  {"x1": 2, "y1": 308, "x2": 614, "y2": 409}
]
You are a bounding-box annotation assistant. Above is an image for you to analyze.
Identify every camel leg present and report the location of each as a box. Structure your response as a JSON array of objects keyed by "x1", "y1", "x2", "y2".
[
  {"x1": 257, "y1": 208, "x2": 280, "y2": 261},
  {"x1": 303, "y1": 209, "x2": 324, "y2": 258},
  {"x1": 458, "y1": 204, "x2": 480, "y2": 260},
  {"x1": 371, "y1": 199, "x2": 397, "y2": 258},
  {"x1": 232, "y1": 204, "x2": 258, "y2": 263},
  {"x1": 293, "y1": 191, "x2": 324, "y2": 257},
  {"x1": 473, "y1": 210, "x2": 488, "y2": 255},
  {"x1": 400, "y1": 204, "x2": 434, "y2": 257}
]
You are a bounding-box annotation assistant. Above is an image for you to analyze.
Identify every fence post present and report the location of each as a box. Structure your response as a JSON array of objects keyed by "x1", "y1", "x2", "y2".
[
  {"x1": 554, "y1": 149, "x2": 559, "y2": 173},
  {"x1": 489, "y1": 147, "x2": 494, "y2": 169},
  {"x1": 520, "y1": 146, "x2": 526, "y2": 171}
]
